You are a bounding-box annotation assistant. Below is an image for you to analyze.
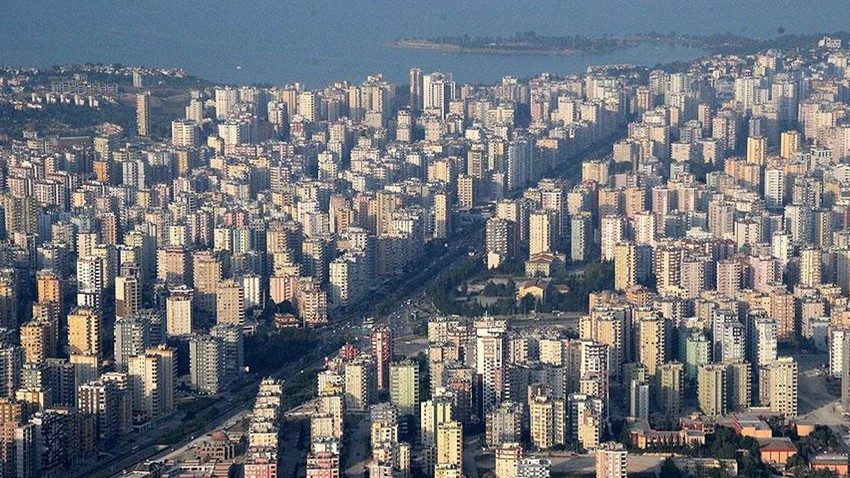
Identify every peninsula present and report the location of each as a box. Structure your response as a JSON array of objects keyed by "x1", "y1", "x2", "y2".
[{"x1": 389, "y1": 30, "x2": 850, "y2": 57}]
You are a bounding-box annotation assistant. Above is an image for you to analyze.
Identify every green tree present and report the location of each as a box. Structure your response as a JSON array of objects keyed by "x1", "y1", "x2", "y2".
[
  {"x1": 519, "y1": 293, "x2": 537, "y2": 314},
  {"x1": 659, "y1": 458, "x2": 683, "y2": 478},
  {"x1": 244, "y1": 328, "x2": 321, "y2": 375}
]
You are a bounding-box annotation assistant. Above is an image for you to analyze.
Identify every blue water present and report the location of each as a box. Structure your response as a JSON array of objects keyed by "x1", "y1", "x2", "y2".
[{"x1": 2, "y1": 0, "x2": 850, "y2": 87}]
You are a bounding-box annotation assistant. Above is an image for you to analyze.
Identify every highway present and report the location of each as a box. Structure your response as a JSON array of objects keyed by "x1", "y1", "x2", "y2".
[
  {"x1": 98, "y1": 349, "x2": 329, "y2": 478},
  {"x1": 83, "y1": 350, "x2": 313, "y2": 478},
  {"x1": 100, "y1": 128, "x2": 621, "y2": 477},
  {"x1": 101, "y1": 215, "x2": 482, "y2": 477}
]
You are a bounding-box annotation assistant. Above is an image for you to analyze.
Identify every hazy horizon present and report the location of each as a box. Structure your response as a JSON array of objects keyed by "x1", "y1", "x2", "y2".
[{"x1": 3, "y1": 0, "x2": 850, "y2": 86}]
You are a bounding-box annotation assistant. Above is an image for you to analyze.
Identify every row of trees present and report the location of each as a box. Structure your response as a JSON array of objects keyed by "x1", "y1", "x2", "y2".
[
  {"x1": 244, "y1": 328, "x2": 324, "y2": 376},
  {"x1": 426, "y1": 257, "x2": 486, "y2": 316}
]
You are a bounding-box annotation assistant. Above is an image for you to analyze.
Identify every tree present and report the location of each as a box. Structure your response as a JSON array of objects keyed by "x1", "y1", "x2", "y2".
[
  {"x1": 707, "y1": 466, "x2": 731, "y2": 478},
  {"x1": 802, "y1": 426, "x2": 840, "y2": 453},
  {"x1": 738, "y1": 455, "x2": 764, "y2": 477},
  {"x1": 482, "y1": 282, "x2": 500, "y2": 296},
  {"x1": 415, "y1": 352, "x2": 432, "y2": 402},
  {"x1": 708, "y1": 427, "x2": 752, "y2": 459},
  {"x1": 244, "y1": 328, "x2": 321, "y2": 375},
  {"x1": 426, "y1": 256, "x2": 486, "y2": 316},
  {"x1": 488, "y1": 297, "x2": 517, "y2": 316},
  {"x1": 810, "y1": 471, "x2": 838, "y2": 478},
  {"x1": 519, "y1": 293, "x2": 536, "y2": 314},
  {"x1": 786, "y1": 454, "x2": 808, "y2": 478},
  {"x1": 482, "y1": 281, "x2": 512, "y2": 297},
  {"x1": 659, "y1": 458, "x2": 683, "y2": 478}
]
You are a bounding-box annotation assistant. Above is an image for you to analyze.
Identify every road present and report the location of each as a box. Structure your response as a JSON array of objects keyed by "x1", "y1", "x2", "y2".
[
  {"x1": 279, "y1": 420, "x2": 310, "y2": 478},
  {"x1": 102, "y1": 127, "x2": 621, "y2": 478},
  {"x1": 342, "y1": 414, "x2": 372, "y2": 478},
  {"x1": 83, "y1": 401, "x2": 249, "y2": 478},
  {"x1": 462, "y1": 436, "x2": 482, "y2": 478},
  {"x1": 103, "y1": 215, "x2": 482, "y2": 477},
  {"x1": 103, "y1": 351, "x2": 328, "y2": 478}
]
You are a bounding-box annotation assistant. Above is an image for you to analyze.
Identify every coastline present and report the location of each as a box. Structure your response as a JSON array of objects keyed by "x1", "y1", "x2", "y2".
[
  {"x1": 386, "y1": 39, "x2": 603, "y2": 57},
  {"x1": 388, "y1": 31, "x2": 850, "y2": 59}
]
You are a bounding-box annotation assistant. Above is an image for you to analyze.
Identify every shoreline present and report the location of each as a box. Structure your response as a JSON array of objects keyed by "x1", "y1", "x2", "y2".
[
  {"x1": 388, "y1": 31, "x2": 849, "y2": 59},
  {"x1": 387, "y1": 39, "x2": 609, "y2": 57}
]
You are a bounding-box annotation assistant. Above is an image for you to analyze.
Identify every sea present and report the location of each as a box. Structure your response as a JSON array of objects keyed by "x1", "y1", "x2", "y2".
[{"x1": 2, "y1": 0, "x2": 850, "y2": 88}]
